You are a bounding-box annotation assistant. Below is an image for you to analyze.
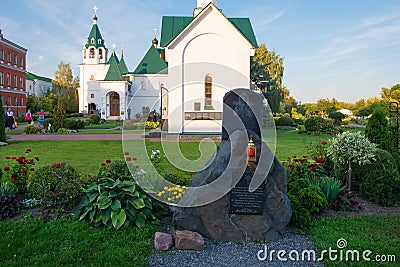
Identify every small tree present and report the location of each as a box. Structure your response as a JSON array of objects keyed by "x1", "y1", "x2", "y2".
[
  {"x1": 365, "y1": 108, "x2": 390, "y2": 150},
  {"x1": 329, "y1": 111, "x2": 346, "y2": 126},
  {"x1": 0, "y1": 92, "x2": 6, "y2": 142},
  {"x1": 53, "y1": 99, "x2": 65, "y2": 131},
  {"x1": 327, "y1": 132, "x2": 377, "y2": 191}
]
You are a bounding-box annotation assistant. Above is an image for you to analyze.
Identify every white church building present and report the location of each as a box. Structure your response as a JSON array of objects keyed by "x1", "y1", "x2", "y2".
[{"x1": 78, "y1": 0, "x2": 258, "y2": 133}]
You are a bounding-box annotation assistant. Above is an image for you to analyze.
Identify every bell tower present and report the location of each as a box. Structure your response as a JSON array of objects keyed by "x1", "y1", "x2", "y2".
[
  {"x1": 82, "y1": 5, "x2": 108, "y2": 64},
  {"x1": 194, "y1": 0, "x2": 218, "y2": 16}
]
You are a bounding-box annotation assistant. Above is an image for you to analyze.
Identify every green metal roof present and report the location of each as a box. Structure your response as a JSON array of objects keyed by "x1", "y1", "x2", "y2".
[
  {"x1": 85, "y1": 22, "x2": 105, "y2": 48},
  {"x1": 119, "y1": 56, "x2": 129, "y2": 75},
  {"x1": 160, "y1": 16, "x2": 258, "y2": 48},
  {"x1": 26, "y1": 72, "x2": 52, "y2": 83},
  {"x1": 104, "y1": 51, "x2": 122, "y2": 81},
  {"x1": 133, "y1": 45, "x2": 168, "y2": 75}
]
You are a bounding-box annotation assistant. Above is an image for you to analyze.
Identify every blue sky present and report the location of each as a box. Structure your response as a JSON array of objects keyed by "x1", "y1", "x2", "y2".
[{"x1": 1, "y1": 0, "x2": 399, "y2": 103}]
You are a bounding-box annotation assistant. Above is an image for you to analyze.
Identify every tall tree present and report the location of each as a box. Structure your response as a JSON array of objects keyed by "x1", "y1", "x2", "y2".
[
  {"x1": 381, "y1": 84, "x2": 400, "y2": 104},
  {"x1": 53, "y1": 62, "x2": 79, "y2": 113},
  {"x1": 251, "y1": 44, "x2": 285, "y2": 114}
]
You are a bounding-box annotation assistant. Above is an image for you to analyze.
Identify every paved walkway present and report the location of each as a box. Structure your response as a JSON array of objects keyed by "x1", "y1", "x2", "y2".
[{"x1": 7, "y1": 133, "x2": 144, "y2": 141}]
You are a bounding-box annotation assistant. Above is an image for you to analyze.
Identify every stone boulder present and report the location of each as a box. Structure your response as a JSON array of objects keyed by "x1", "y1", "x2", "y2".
[
  {"x1": 154, "y1": 232, "x2": 173, "y2": 251},
  {"x1": 173, "y1": 230, "x2": 204, "y2": 251}
]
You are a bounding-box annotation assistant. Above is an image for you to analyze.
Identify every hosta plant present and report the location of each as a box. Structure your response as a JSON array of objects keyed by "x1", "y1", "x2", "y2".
[
  {"x1": 73, "y1": 178, "x2": 159, "y2": 230},
  {"x1": 311, "y1": 176, "x2": 345, "y2": 205}
]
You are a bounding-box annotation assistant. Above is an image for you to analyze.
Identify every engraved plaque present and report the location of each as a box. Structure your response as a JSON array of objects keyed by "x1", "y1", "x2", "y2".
[{"x1": 229, "y1": 172, "x2": 265, "y2": 215}]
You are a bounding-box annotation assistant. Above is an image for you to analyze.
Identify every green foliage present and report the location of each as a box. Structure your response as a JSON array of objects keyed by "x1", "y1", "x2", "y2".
[
  {"x1": 0, "y1": 92, "x2": 6, "y2": 142},
  {"x1": 2, "y1": 149, "x2": 39, "y2": 194},
  {"x1": 360, "y1": 169, "x2": 400, "y2": 206},
  {"x1": 65, "y1": 118, "x2": 85, "y2": 130},
  {"x1": 0, "y1": 194, "x2": 21, "y2": 220},
  {"x1": 145, "y1": 121, "x2": 160, "y2": 129},
  {"x1": 27, "y1": 162, "x2": 83, "y2": 210},
  {"x1": 311, "y1": 177, "x2": 345, "y2": 205},
  {"x1": 53, "y1": 62, "x2": 79, "y2": 113},
  {"x1": 73, "y1": 178, "x2": 159, "y2": 230},
  {"x1": 53, "y1": 99, "x2": 66, "y2": 131},
  {"x1": 334, "y1": 148, "x2": 397, "y2": 192},
  {"x1": 0, "y1": 182, "x2": 17, "y2": 197},
  {"x1": 328, "y1": 111, "x2": 346, "y2": 125},
  {"x1": 275, "y1": 116, "x2": 295, "y2": 127},
  {"x1": 331, "y1": 190, "x2": 361, "y2": 211},
  {"x1": 328, "y1": 132, "x2": 376, "y2": 166},
  {"x1": 284, "y1": 155, "x2": 328, "y2": 183},
  {"x1": 24, "y1": 125, "x2": 38, "y2": 134},
  {"x1": 44, "y1": 118, "x2": 54, "y2": 128},
  {"x1": 97, "y1": 159, "x2": 133, "y2": 181},
  {"x1": 288, "y1": 178, "x2": 327, "y2": 229},
  {"x1": 90, "y1": 114, "x2": 100, "y2": 124},
  {"x1": 304, "y1": 116, "x2": 335, "y2": 133},
  {"x1": 365, "y1": 108, "x2": 390, "y2": 150},
  {"x1": 57, "y1": 128, "x2": 70, "y2": 134}
]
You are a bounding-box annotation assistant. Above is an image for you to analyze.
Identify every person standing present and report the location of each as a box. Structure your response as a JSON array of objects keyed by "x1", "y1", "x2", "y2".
[
  {"x1": 38, "y1": 109, "x2": 45, "y2": 127},
  {"x1": 25, "y1": 109, "x2": 32, "y2": 125},
  {"x1": 6, "y1": 108, "x2": 15, "y2": 129}
]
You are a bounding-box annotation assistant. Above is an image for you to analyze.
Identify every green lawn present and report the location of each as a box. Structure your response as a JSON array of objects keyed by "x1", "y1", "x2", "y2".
[
  {"x1": 0, "y1": 218, "x2": 158, "y2": 267},
  {"x1": 310, "y1": 216, "x2": 400, "y2": 267}
]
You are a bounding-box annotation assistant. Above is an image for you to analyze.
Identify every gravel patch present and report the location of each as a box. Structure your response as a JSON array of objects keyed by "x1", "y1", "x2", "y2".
[{"x1": 147, "y1": 230, "x2": 324, "y2": 267}]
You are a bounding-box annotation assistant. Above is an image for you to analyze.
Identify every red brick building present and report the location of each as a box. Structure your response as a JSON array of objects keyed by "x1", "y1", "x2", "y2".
[{"x1": 0, "y1": 29, "x2": 28, "y2": 116}]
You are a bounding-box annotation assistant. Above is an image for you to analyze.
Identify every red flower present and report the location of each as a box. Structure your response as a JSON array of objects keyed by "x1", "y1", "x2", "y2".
[
  {"x1": 303, "y1": 156, "x2": 307, "y2": 159},
  {"x1": 322, "y1": 141, "x2": 327, "y2": 145},
  {"x1": 30, "y1": 168, "x2": 35, "y2": 172},
  {"x1": 181, "y1": 180, "x2": 186, "y2": 184},
  {"x1": 293, "y1": 155, "x2": 297, "y2": 158},
  {"x1": 105, "y1": 160, "x2": 112, "y2": 164},
  {"x1": 51, "y1": 173, "x2": 56, "y2": 177},
  {"x1": 11, "y1": 156, "x2": 16, "y2": 159},
  {"x1": 21, "y1": 169, "x2": 27, "y2": 174},
  {"x1": 288, "y1": 164, "x2": 295, "y2": 170},
  {"x1": 126, "y1": 157, "x2": 132, "y2": 161},
  {"x1": 101, "y1": 163, "x2": 106, "y2": 166},
  {"x1": 3, "y1": 166, "x2": 10, "y2": 172},
  {"x1": 11, "y1": 173, "x2": 17, "y2": 179},
  {"x1": 315, "y1": 157, "x2": 323, "y2": 163},
  {"x1": 281, "y1": 162, "x2": 285, "y2": 166},
  {"x1": 5, "y1": 156, "x2": 10, "y2": 160},
  {"x1": 124, "y1": 152, "x2": 129, "y2": 155},
  {"x1": 189, "y1": 172, "x2": 194, "y2": 177},
  {"x1": 35, "y1": 157, "x2": 40, "y2": 161},
  {"x1": 132, "y1": 157, "x2": 137, "y2": 161},
  {"x1": 10, "y1": 178, "x2": 15, "y2": 183}
]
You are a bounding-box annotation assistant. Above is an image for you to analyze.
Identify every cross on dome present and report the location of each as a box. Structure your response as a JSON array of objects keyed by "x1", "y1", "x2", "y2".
[
  {"x1": 153, "y1": 28, "x2": 157, "y2": 38},
  {"x1": 93, "y1": 5, "x2": 98, "y2": 15},
  {"x1": 111, "y1": 43, "x2": 116, "y2": 51}
]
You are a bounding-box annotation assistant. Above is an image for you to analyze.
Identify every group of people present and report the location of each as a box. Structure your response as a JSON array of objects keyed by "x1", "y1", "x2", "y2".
[{"x1": 4, "y1": 108, "x2": 45, "y2": 130}]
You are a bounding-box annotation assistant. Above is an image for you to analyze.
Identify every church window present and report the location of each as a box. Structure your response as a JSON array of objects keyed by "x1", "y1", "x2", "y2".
[
  {"x1": 98, "y1": 39, "x2": 102, "y2": 44},
  {"x1": 141, "y1": 82, "x2": 147, "y2": 90},
  {"x1": 99, "y1": 49, "x2": 103, "y2": 59},
  {"x1": 91, "y1": 38, "x2": 95, "y2": 44},
  {"x1": 205, "y1": 74, "x2": 212, "y2": 108},
  {"x1": 89, "y1": 48, "x2": 95, "y2": 58},
  {"x1": 91, "y1": 94, "x2": 94, "y2": 98},
  {"x1": 83, "y1": 48, "x2": 86, "y2": 59},
  {"x1": 0, "y1": 72, "x2": 3, "y2": 85},
  {"x1": 194, "y1": 102, "x2": 201, "y2": 111},
  {"x1": 14, "y1": 55, "x2": 18, "y2": 65},
  {"x1": 90, "y1": 74, "x2": 95, "y2": 81}
]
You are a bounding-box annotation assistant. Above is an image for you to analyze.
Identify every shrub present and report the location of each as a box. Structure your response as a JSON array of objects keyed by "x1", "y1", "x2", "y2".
[
  {"x1": 44, "y1": 118, "x2": 54, "y2": 128},
  {"x1": 66, "y1": 113, "x2": 84, "y2": 118},
  {"x1": 331, "y1": 190, "x2": 361, "y2": 211},
  {"x1": 311, "y1": 177, "x2": 345, "y2": 205},
  {"x1": 328, "y1": 132, "x2": 377, "y2": 191},
  {"x1": 360, "y1": 169, "x2": 400, "y2": 206},
  {"x1": 304, "y1": 116, "x2": 336, "y2": 134},
  {"x1": 53, "y1": 100, "x2": 66, "y2": 131},
  {"x1": 83, "y1": 119, "x2": 93, "y2": 126},
  {"x1": 2, "y1": 149, "x2": 39, "y2": 194},
  {"x1": 328, "y1": 111, "x2": 346, "y2": 125},
  {"x1": 27, "y1": 162, "x2": 83, "y2": 210},
  {"x1": 288, "y1": 178, "x2": 327, "y2": 229},
  {"x1": 57, "y1": 128, "x2": 69, "y2": 134},
  {"x1": 283, "y1": 155, "x2": 328, "y2": 183},
  {"x1": 97, "y1": 160, "x2": 135, "y2": 182},
  {"x1": 72, "y1": 178, "x2": 160, "y2": 229},
  {"x1": 334, "y1": 148, "x2": 397, "y2": 192},
  {"x1": 90, "y1": 114, "x2": 101, "y2": 124},
  {"x1": 276, "y1": 117, "x2": 295, "y2": 127},
  {"x1": 0, "y1": 194, "x2": 21, "y2": 220},
  {"x1": 65, "y1": 119, "x2": 85, "y2": 130},
  {"x1": 0, "y1": 96, "x2": 6, "y2": 142},
  {"x1": 0, "y1": 182, "x2": 18, "y2": 197},
  {"x1": 365, "y1": 108, "x2": 390, "y2": 150},
  {"x1": 24, "y1": 125, "x2": 38, "y2": 135}
]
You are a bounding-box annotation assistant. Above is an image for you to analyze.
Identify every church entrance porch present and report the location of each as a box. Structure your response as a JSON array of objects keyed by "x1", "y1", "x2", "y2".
[
  {"x1": 89, "y1": 103, "x2": 97, "y2": 115},
  {"x1": 109, "y1": 92, "x2": 120, "y2": 116}
]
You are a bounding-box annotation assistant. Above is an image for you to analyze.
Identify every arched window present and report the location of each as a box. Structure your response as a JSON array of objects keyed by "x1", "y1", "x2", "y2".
[
  {"x1": 98, "y1": 39, "x2": 102, "y2": 44},
  {"x1": 89, "y1": 48, "x2": 95, "y2": 58},
  {"x1": 205, "y1": 74, "x2": 212, "y2": 108},
  {"x1": 91, "y1": 38, "x2": 95, "y2": 44},
  {"x1": 83, "y1": 48, "x2": 86, "y2": 59},
  {"x1": 99, "y1": 49, "x2": 103, "y2": 59}
]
